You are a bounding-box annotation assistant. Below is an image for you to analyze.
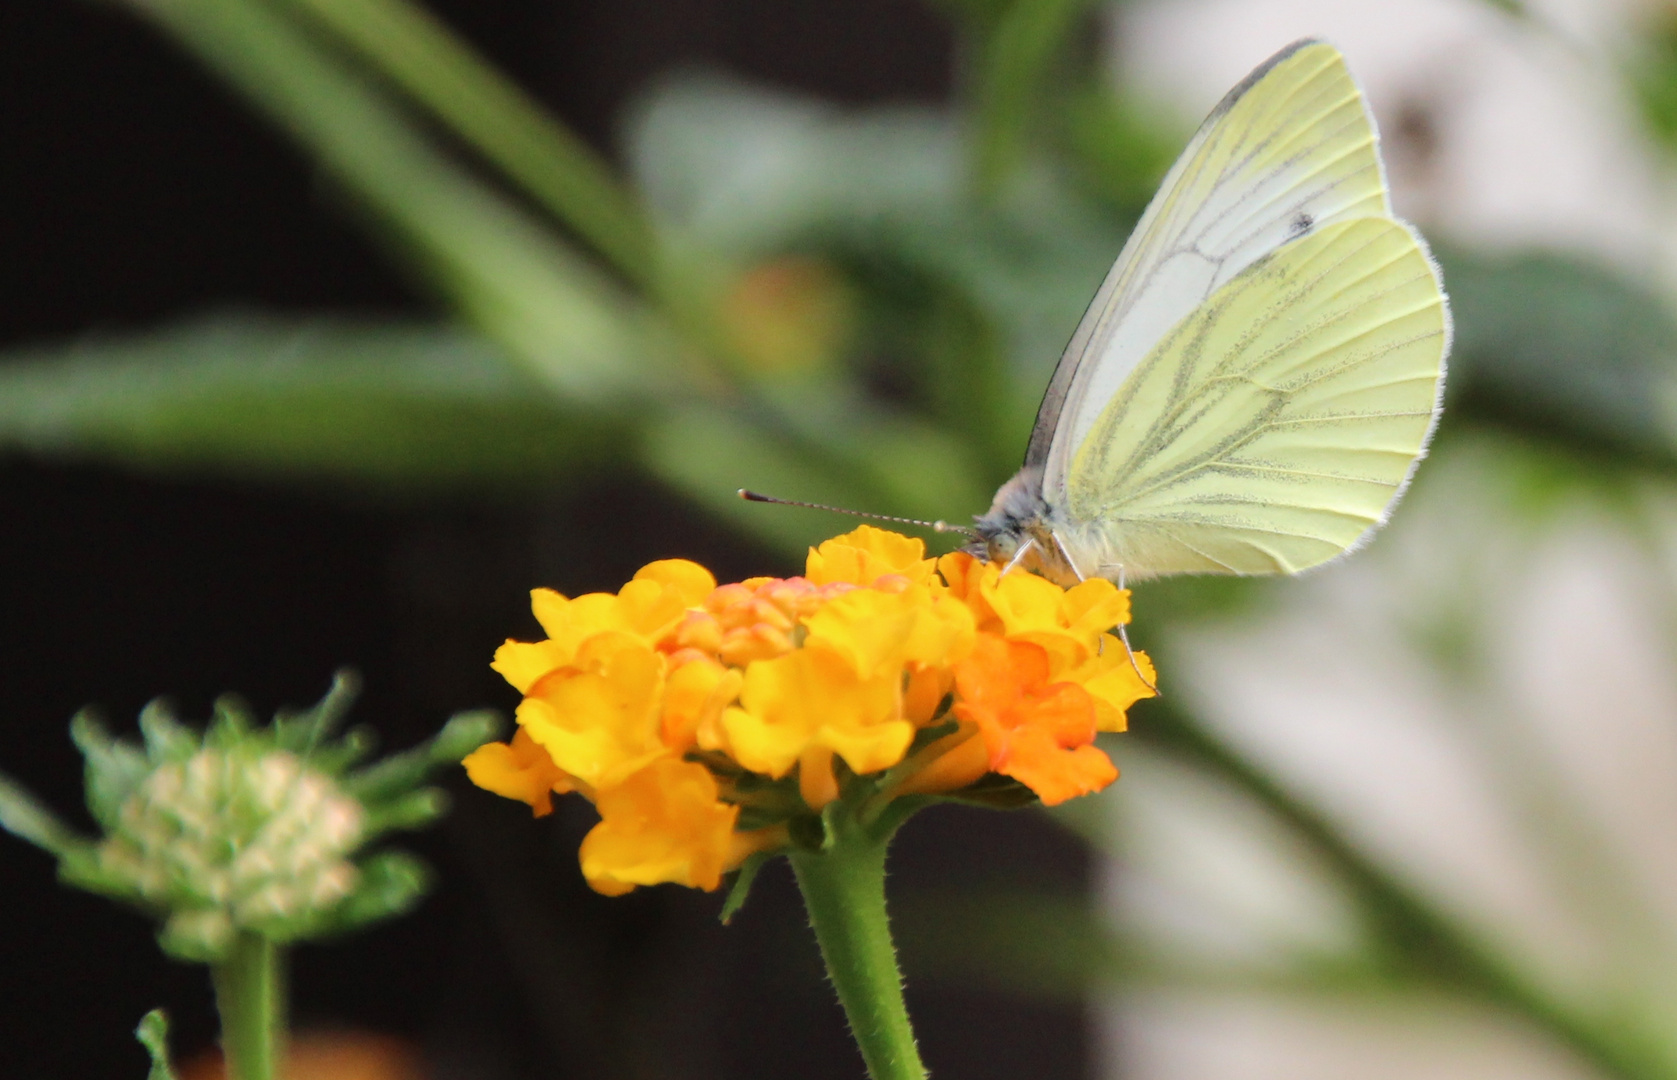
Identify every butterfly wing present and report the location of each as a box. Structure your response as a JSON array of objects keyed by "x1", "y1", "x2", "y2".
[
  {"x1": 1033, "y1": 40, "x2": 1393, "y2": 498},
  {"x1": 1062, "y1": 216, "x2": 1448, "y2": 577}
]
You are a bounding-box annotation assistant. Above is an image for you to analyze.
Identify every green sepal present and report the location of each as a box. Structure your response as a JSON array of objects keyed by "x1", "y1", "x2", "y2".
[
  {"x1": 305, "y1": 726, "x2": 377, "y2": 774},
  {"x1": 941, "y1": 774, "x2": 1038, "y2": 810},
  {"x1": 70, "y1": 711, "x2": 151, "y2": 833},
  {"x1": 903, "y1": 718, "x2": 959, "y2": 754},
  {"x1": 735, "y1": 805, "x2": 794, "y2": 831},
  {"x1": 721, "y1": 769, "x2": 804, "y2": 829},
  {"x1": 428, "y1": 709, "x2": 503, "y2": 762},
  {"x1": 344, "y1": 709, "x2": 501, "y2": 802},
  {"x1": 327, "y1": 850, "x2": 431, "y2": 933},
  {"x1": 817, "y1": 798, "x2": 852, "y2": 850},
  {"x1": 272, "y1": 669, "x2": 360, "y2": 756},
  {"x1": 135, "y1": 1009, "x2": 180, "y2": 1080},
  {"x1": 687, "y1": 748, "x2": 746, "y2": 778},
  {"x1": 137, "y1": 700, "x2": 201, "y2": 764},
  {"x1": 204, "y1": 695, "x2": 257, "y2": 749},
  {"x1": 863, "y1": 793, "x2": 933, "y2": 842},
  {"x1": 719, "y1": 850, "x2": 773, "y2": 925},
  {"x1": 361, "y1": 788, "x2": 449, "y2": 838},
  {"x1": 0, "y1": 771, "x2": 84, "y2": 857}
]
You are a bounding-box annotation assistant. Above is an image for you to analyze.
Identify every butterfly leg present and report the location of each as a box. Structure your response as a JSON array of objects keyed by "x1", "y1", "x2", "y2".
[
  {"x1": 1001, "y1": 538, "x2": 1038, "y2": 576},
  {"x1": 1050, "y1": 531, "x2": 1087, "y2": 582},
  {"x1": 1101, "y1": 561, "x2": 1160, "y2": 697}
]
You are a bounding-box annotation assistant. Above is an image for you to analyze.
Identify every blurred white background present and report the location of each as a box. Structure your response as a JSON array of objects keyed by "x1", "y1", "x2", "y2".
[{"x1": 1098, "y1": 2, "x2": 1677, "y2": 1076}]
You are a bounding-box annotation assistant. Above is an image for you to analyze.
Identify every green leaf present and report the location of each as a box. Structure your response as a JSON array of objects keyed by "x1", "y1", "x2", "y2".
[
  {"x1": 329, "y1": 850, "x2": 431, "y2": 933},
  {"x1": 1059, "y1": 84, "x2": 1184, "y2": 218},
  {"x1": 135, "y1": 1009, "x2": 180, "y2": 1080},
  {"x1": 113, "y1": 0, "x2": 662, "y2": 401},
  {"x1": 0, "y1": 315, "x2": 619, "y2": 492},
  {"x1": 276, "y1": 0, "x2": 658, "y2": 291},
  {"x1": 719, "y1": 850, "x2": 773, "y2": 924},
  {"x1": 625, "y1": 74, "x2": 1121, "y2": 441}
]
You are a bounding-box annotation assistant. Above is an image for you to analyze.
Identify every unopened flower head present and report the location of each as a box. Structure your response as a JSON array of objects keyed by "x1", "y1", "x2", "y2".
[
  {"x1": 0, "y1": 673, "x2": 500, "y2": 962},
  {"x1": 466, "y1": 526, "x2": 1157, "y2": 896},
  {"x1": 98, "y1": 744, "x2": 364, "y2": 953}
]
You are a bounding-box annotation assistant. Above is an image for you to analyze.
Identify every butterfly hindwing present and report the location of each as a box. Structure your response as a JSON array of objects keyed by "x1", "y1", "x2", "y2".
[{"x1": 1063, "y1": 216, "x2": 1448, "y2": 576}]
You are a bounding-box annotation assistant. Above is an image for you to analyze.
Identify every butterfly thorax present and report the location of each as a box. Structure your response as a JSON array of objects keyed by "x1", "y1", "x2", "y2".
[{"x1": 969, "y1": 465, "x2": 1086, "y2": 587}]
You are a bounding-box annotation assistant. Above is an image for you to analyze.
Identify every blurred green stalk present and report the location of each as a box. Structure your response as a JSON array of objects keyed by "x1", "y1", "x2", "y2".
[
  {"x1": 964, "y1": 0, "x2": 1099, "y2": 196},
  {"x1": 115, "y1": 0, "x2": 651, "y2": 401},
  {"x1": 1145, "y1": 699, "x2": 1677, "y2": 1080},
  {"x1": 211, "y1": 934, "x2": 284, "y2": 1080},
  {"x1": 272, "y1": 0, "x2": 657, "y2": 289}
]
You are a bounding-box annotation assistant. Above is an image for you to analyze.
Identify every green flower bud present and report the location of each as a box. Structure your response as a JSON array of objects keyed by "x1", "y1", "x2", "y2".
[{"x1": 0, "y1": 671, "x2": 502, "y2": 962}]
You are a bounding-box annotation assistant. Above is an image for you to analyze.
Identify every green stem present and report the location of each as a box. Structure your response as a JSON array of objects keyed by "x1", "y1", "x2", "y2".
[
  {"x1": 789, "y1": 819, "x2": 926, "y2": 1080},
  {"x1": 211, "y1": 933, "x2": 286, "y2": 1080}
]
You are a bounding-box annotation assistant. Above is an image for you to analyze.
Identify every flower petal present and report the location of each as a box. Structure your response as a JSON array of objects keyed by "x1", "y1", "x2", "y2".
[
  {"x1": 579, "y1": 757, "x2": 739, "y2": 894},
  {"x1": 724, "y1": 645, "x2": 907, "y2": 777},
  {"x1": 634, "y1": 559, "x2": 718, "y2": 606},
  {"x1": 462, "y1": 728, "x2": 574, "y2": 816},
  {"x1": 520, "y1": 633, "x2": 666, "y2": 789},
  {"x1": 806, "y1": 525, "x2": 936, "y2": 587}
]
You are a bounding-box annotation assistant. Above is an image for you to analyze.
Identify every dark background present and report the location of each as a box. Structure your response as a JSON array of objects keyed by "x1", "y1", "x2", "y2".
[{"x1": 0, "y1": 2, "x2": 1092, "y2": 1077}]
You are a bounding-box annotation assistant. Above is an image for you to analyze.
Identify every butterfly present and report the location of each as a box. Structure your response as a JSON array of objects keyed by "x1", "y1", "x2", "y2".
[{"x1": 971, "y1": 38, "x2": 1450, "y2": 586}]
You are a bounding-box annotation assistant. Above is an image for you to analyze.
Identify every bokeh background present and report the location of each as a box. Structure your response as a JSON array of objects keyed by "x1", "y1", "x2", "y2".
[{"x1": 5, "y1": 0, "x2": 1677, "y2": 1077}]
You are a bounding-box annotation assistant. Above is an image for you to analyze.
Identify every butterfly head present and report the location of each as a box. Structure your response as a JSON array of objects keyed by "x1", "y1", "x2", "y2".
[
  {"x1": 969, "y1": 464, "x2": 1043, "y2": 552},
  {"x1": 965, "y1": 466, "x2": 1076, "y2": 586}
]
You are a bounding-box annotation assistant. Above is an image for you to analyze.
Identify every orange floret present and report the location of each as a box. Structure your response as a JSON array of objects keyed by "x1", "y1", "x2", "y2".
[{"x1": 952, "y1": 634, "x2": 1118, "y2": 806}]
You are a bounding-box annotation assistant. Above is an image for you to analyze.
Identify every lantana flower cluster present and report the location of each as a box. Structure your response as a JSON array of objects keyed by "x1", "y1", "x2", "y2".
[{"x1": 464, "y1": 526, "x2": 1156, "y2": 896}]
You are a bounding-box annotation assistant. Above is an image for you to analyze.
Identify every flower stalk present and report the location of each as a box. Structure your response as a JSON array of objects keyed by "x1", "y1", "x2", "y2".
[
  {"x1": 211, "y1": 933, "x2": 285, "y2": 1080},
  {"x1": 789, "y1": 804, "x2": 925, "y2": 1080}
]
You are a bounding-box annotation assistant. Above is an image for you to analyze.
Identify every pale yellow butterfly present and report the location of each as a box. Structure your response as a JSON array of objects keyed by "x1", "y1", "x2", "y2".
[{"x1": 973, "y1": 38, "x2": 1450, "y2": 585}]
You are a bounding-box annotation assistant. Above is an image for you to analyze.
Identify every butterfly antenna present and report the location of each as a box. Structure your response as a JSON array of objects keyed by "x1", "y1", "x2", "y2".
[{"x1": 738, "y1": 489, "x2": 977, "y2": 538}]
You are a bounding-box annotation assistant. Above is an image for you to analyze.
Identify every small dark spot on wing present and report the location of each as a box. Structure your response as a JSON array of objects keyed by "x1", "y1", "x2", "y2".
[{"x1": 1287, "y1": 211, "x2": 1315, "y2": 239}]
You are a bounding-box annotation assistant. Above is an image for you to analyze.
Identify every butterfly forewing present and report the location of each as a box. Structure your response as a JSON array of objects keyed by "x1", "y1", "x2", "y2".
[
  {"x1": 1034, "y1": 40, "x2": 1391, "y2": 498},
  {"x1": 1063, "y1": 217, "x2": 1448, "y2": 576}
]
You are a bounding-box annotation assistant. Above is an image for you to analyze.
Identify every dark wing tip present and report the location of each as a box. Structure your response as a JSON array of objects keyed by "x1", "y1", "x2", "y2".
[{"x1": 1205, "y1": 38, "x2": 1332, "y2": 123}]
